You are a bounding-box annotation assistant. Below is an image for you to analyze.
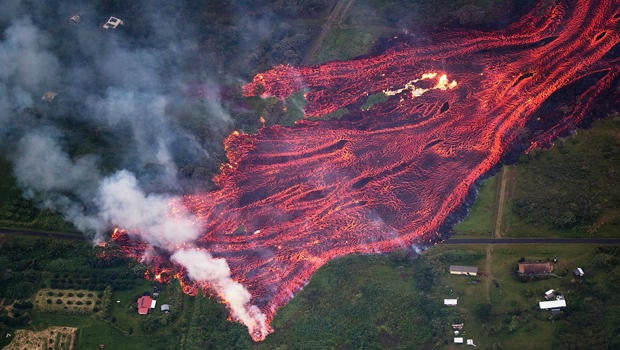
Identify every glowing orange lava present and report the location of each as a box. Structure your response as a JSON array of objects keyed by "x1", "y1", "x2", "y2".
[{"x1": 114, "y1": 0, "x2": 619, "y2": 341}]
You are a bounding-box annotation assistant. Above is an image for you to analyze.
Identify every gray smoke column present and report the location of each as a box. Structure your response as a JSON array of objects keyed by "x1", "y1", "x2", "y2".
[{"x1": 0, "y1": 0, "x2": 268, "y2": 341}]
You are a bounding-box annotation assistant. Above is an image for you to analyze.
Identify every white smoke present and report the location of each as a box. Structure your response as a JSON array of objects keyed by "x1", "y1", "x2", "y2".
[
  {"x1": 97, "y1": 170, "x2": 200, "y2": 247},
  {"x1": 0, "y1": 2, "x2": 267, "y2": 342},
  {"x1": 171, "y1": 248, "x2": 271, "y2": 341}
]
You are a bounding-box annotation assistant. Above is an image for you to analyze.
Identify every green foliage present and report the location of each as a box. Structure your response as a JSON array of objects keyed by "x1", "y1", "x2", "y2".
[
  {"x1": 475, "y1": 303, "x2": 492, "y2": 322},
  {"x1": 511, "y1": 118, "x2": 620, "y2": 232},
  {"x1": 260, "y1": 254, "x2": 436, "y2": 349},
  {"x1": 454, "y1": 174, "x2": 499, "y2": 237}
]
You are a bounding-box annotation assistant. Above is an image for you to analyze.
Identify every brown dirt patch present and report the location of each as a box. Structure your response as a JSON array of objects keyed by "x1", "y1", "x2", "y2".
[{"x1": 3, "y1": 326, "x2": 77, "y2": 350}]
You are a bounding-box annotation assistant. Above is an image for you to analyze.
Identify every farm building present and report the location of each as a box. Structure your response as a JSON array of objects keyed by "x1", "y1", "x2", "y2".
[
  {"x1": 444, "y1": 299, "x2": 458, "y2": 306},
  {"x1": 137, "y1": 295, "x2": 153, "y2": 315},
  {"x1": 518, "y1": 261, "x2": 553, "y2": 275},
  {"x1": 449, "y1": 265, "x2": 478, "y2": 276},
  {"x1": 539, "y1": 299, "x2": 566, "y2": 310}
]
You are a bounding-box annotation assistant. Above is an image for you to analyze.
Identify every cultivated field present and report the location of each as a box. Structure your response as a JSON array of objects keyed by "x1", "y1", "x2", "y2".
[
  {"x1": 3, "y1": 326, "x2": 76, "y2": 350},
  {"x1": 34, "y1": 289, "x2": 102, "y2": 314}
]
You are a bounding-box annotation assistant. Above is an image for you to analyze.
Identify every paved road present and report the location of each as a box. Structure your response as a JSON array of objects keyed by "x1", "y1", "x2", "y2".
[
  {"x1": 0, "y1": 227, "x2": 86, "y2": 240},
  {"x1": 3, "y1": 227, "x2": 619, "y2": 245},
  {"x1": 446, "y1": 238, "x2": 620, "y2": 244}
]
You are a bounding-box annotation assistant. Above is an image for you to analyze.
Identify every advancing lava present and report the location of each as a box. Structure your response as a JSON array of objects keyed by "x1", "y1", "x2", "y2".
[{"x1": 115, "y1": 0, "x2": 619, "y2": 341}]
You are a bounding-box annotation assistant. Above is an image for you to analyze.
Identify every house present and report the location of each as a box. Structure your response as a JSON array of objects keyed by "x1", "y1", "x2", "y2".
[
  {"x1": 539, "y1": 299, "x2": 566, "y2": 310},
  {"x1": 41, "y1": 91, "x2": 57, "y2": 102},
  {"x1": 103, "y1": 16, "x2": 124, "y2": 29},
  {"x1": 161, "y1": 304, "x2": 170, "y2": 313},
  {"x1": 137, "y1": 295, "x2": 152, "y2": 315},
  {"x1": 518, "y1": 261, "x2": 553, "y2": 275},
  {"x1": 444, "y1": 299, "x2": 458, "y2": 306},
  {"x1": 450, "y1": 265, "x2": 478, "y2": 276},
  {"x1": 452, "y1": 323, "x2": 464, "y2": 330},
  {"x1": 454, "y1": 337, "x2": 464, "y2": 344},
  {"x1": 574, "y1": 267, "x2": 584, "y2": 277}
]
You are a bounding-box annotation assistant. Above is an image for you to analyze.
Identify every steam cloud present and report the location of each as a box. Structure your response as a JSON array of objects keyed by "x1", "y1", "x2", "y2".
[{"x1": 0, "y1": 0, "x2": 268, "y2": 338}]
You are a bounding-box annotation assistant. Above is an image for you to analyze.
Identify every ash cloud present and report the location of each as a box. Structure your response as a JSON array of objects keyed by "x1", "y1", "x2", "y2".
[
  {"x1": 0, "y1": 0, "x2": 324, "y2": 340},
  {"x1": 0, "y1": 1, "x2": 233, "y2": 234}
]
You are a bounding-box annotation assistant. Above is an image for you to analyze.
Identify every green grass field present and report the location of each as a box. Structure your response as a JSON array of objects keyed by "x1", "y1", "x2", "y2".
[
  {"x1": 456, "y1": 116, "x2": 620, "y2": 239},
  {"x1": 454, "y1": 174, "x2": 499, "y2": 238}
]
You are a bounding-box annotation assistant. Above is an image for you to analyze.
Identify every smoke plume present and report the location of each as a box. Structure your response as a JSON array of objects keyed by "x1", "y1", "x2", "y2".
[
  {"x1": 171, "y1": 249, "x2": 271, "y2": 340},
  {"x1": 0, "y1": 0, "x2": 272, "y2": 338}
]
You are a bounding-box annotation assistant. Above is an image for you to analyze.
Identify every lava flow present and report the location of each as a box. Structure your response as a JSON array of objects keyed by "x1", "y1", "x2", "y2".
[{"x1": 113, "y1": 0, "x2": 619, "y2": 341}]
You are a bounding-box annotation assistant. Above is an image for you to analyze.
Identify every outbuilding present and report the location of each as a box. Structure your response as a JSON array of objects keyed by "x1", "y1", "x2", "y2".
[
  {"x1": 449, "y1": 265, "x2": 478, "y2": 276},
  {"x1": 444, "y1": 299, "x2": 458, "y2": 306},
  {"x1": 161, "y1": 304, "x2": 170, "y2": 313},
  {"x1": 539, "y1": 299, "x2": 566, "y2": 310}
]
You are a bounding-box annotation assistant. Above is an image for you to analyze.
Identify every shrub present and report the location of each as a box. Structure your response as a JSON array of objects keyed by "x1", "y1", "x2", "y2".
[{"x1": 56, "y1": 299, "x2": 63, "y2": 305}]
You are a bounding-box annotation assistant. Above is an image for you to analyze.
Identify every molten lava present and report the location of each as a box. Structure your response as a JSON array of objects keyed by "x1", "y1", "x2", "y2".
[{"x1": 114, "y1": 0, "x2": 619, "y2": 341}]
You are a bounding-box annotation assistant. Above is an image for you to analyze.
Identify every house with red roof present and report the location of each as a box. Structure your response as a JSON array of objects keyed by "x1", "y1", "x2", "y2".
[{"x1": 137, "y1": 295, "x2": 153, "y2": 315}]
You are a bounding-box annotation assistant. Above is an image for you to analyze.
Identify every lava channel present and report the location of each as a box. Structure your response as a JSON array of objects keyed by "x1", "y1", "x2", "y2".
[{"x1": 114, "y1": 0, "x2": 619, "y2": 341}]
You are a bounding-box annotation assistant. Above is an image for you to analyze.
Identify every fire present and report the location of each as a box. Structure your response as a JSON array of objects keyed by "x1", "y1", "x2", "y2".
[{"x1": 115, "y1": 0, "x2": 618, "y2": 341}]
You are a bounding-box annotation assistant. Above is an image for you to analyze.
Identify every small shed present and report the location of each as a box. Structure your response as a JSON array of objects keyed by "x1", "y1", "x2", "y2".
[
  {"x1": 41, "y1": 91, "x2": 57, "y2": 102},
  {"x1": 467, "y1": 339, "x2": 476, "y2": 347},
  {"x1": 449, "y1": 265, "x2": 478, "y2": 276},
  {"x1": 544, "y1": 289, "x2": 555, "y2": 300},
  {"x1": 518, "y1": 262, "x2": 553, "y2": 275},
  {"x1": 444, "y1": 299, "x2": 458, "y2": 306},
  {"x1": 539, "y1": 299, "x2": 566, "y2": 310},
  {"x1": 454, "y1": 337, "x2": 464, "y2": 344},
  {"x1": 161, "y1": 304, "x2": 170, "y2": 313},
  {"x1": 574, "y1": 267, "x2": 584, "y2": 277}
]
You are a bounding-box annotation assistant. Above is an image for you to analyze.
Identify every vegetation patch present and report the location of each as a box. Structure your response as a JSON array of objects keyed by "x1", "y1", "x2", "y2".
[
  {"x1": 3, "y1": 326, "x2": 76, "y2": 350},
  {"x1": 34, "y1": 289, "x2": 102, "y2": 315}
]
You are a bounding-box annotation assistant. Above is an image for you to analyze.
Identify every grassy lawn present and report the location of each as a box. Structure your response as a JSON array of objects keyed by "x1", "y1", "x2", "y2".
[
  {"x1": 314, "y1": 28, "x2": 380, "y2": 63},
  {"x1": 455, "y1": 116, "x2": 620, "y2": 240},
  {"x1": 31, "y1": 313, "x2": 178, "y2": 350},
  {"x1": 425, "y1": 243, "x2": 619, "y2": 349},
  {"x1": 454, "y1": 174, "x2": 499, "y2": 238}
]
